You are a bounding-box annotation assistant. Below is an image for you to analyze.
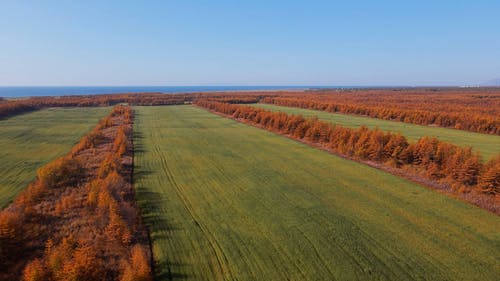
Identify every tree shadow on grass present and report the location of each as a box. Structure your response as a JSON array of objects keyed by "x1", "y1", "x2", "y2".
[
  {"x1": 132, "y1": 126, "x2": 190, "y2": 280},
  {"x1": 132, "y1": 130, "x2": 147, "y2": 154},
  {"x1": 133, "y1": 165, "x2": 154, "y2": 182},
  {"x1": 156, "y1": 259, "x2": 189, "y2": 281},
  {"x1": 133, "y1": 165, "x2": 188, "y2": 280}
]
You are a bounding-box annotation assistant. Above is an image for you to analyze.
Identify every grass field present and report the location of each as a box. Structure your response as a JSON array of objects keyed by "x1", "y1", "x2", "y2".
[
  {"x1": 0, "y1": 107, "x2": 110, "y2": 208},
  {"x1": 133, "y1": 105, "x2": 500, "y2": 281},
  {"x1": 252, "y1": 103, "x2": 500, "y2": 160}
]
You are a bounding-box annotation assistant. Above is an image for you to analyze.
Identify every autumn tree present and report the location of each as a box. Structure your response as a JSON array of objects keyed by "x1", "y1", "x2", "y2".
[
  {"x1": 478, "y1": 156, "x2": 500, "y2": 195},
  {"x1": 37, "y1": 156, "x2": 82, "y2": 188},
  {"x1": 121, "y1": 244, "x2": 153, "y2": 281},
  {"x1": 22, "y1": 259, "x2": 47, "y2": 281}
]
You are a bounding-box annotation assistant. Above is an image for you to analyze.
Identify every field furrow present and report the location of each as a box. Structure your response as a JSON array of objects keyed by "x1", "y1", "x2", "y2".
[{"x1": 133, "y1": 105, "x2": 500, "y2": 281}]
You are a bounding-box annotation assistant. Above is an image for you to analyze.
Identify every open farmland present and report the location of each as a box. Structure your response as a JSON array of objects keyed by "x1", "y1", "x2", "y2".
[
  {"x1": 252, "y1": 103, "x2": 500, "y2": 160},
  {"x1": 0, "y1": 107, "x2": 110, "y2": 208},
  {"x1": 133, "y1": 105, "x2": 500, "y2": 281}
]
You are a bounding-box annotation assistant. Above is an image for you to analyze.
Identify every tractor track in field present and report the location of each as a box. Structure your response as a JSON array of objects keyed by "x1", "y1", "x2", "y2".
[
  {"x1": 153, "y1": 141, "x2": 237, "y2": 281},
  {"x1": 133, "y1": 105, "x2": 500, "y2": 281}
]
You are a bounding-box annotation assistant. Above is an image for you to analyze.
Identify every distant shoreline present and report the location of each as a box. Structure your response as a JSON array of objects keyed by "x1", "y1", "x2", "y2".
[
  {"x1": 0, "y1": 86, "x2": 313, "y2": 98},
  {"x1": 1, "y1": 85, "x2": 499, "y2": 98}
]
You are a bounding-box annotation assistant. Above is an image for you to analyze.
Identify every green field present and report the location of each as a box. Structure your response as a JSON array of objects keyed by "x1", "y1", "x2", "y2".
[
  {"x1": 0, "y1": 107, "x2": 110, "y2": 208},
  {"x1": 252, "y1": 103, "x2": 500, "y2": 160},
  {"x1": 133, "y1": 105, "x2": 500, "y2": 281}
]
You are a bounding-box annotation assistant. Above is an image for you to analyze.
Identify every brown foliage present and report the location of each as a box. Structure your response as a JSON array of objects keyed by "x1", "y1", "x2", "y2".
[
  {"x1": 22, "y1": 259, "x2": 47, "y2": 281},
  {"x1": 0, "y1": 92, "x2": 193, "y2": 119},
  {"x1": 37, "y1": 156, "x2": 82, "y2": 189},
  {"x1": 120, "y1": 245, "x2": 153, "y2": 281},
  {"x1": 261, "y1": 89, "x2": 500, "y2": 135},
  {"x1": 478, "y1": 156, "x2": 500, "y2": 195},
  {"x1": 0, "y1": 102, "x2": 37, "y2": 119},
  {"x1": 0, "y1": 210, "x2": 23, "y2": 242},
  {"x1": 23, "y1": 237, "x2": 106, "y2": 281},
  {"x1": 98, "y1": 153, "x2": 121, "y2": 178}
]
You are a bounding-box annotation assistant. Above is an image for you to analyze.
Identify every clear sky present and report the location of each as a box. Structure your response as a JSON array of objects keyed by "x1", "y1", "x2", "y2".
[{"x1": 1, "y1": 0, "x2": 499, "y2": 86}]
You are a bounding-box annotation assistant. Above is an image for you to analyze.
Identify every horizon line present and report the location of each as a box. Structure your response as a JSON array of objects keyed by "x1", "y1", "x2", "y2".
[{"x1": 0, "y1": 84, "x2": 490, "y2": 88}]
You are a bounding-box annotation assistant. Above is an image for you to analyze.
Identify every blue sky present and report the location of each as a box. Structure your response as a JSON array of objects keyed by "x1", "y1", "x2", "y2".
[{"x1": 1, "y1": 0, "x2": 499, "y2": 86}]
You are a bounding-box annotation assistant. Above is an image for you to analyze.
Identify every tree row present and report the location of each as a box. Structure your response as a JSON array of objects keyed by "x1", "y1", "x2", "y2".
[
  {"x1": 0, "y1": 92, "x2": 195, "y2": 119},
  {"x1": 196, "y1": 100, "x2": 499, "y2": 213},
  {"x1": 0, "y1": 105, "x2": 153, "y2": 281},
  {"x1": 261, "y1": 90, "x2": 500, "y2": 135}
]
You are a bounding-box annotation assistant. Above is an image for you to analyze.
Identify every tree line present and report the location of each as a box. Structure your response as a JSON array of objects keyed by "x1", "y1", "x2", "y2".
[
  {"x1": 196, "y1": 100, "x2": 499, "y2": 212},
  {"x1": 0, "y1": 92, "x2": 196, "y2": 119},
  {"x1": 261, "y1": 89, "x2": 500, "y2": 135},
  {"x1": 0, "y1": 105, "x2": 152, "y2": 281},
  {"x1": 0, "y1": 92, "x2": 274, "y2": 120}
]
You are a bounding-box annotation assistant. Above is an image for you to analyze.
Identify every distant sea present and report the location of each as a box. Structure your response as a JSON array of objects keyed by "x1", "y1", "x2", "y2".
[{"x1": 0, "y1": 86, "x2": 341, "y2": 98}]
